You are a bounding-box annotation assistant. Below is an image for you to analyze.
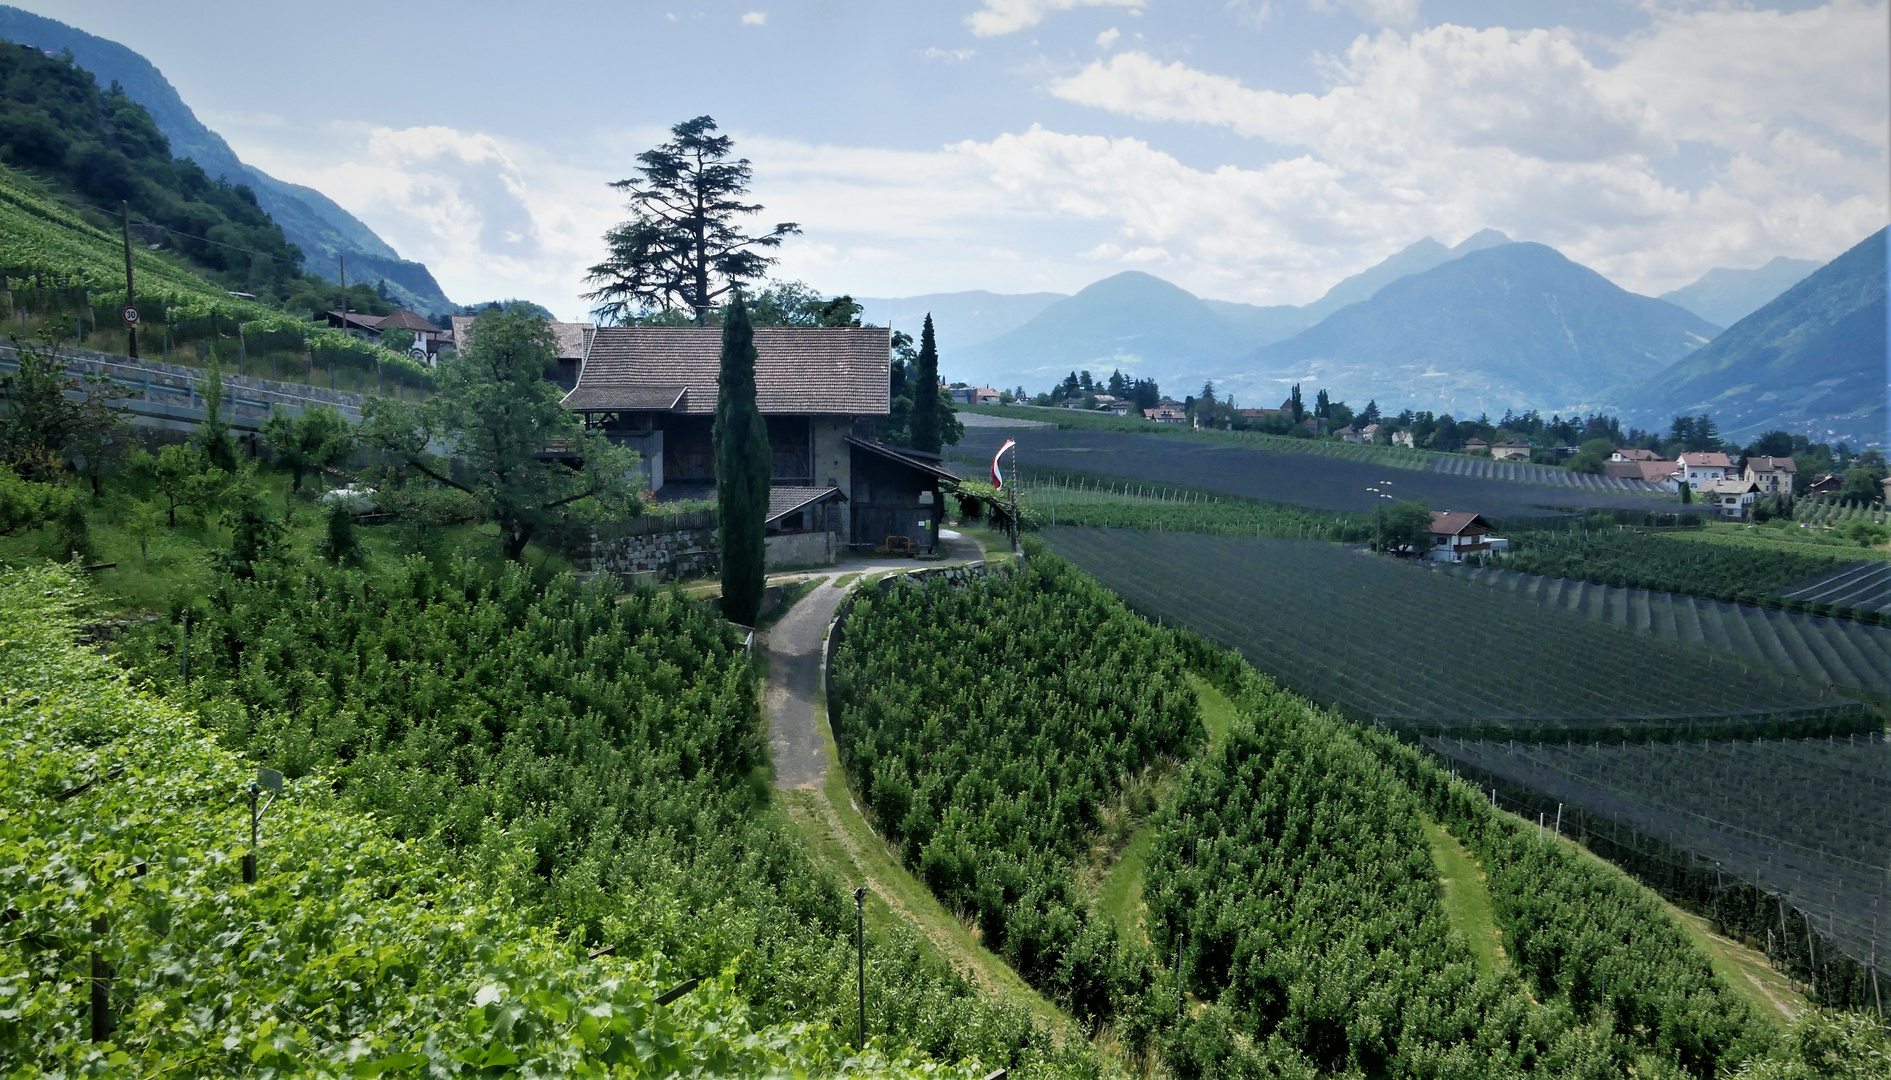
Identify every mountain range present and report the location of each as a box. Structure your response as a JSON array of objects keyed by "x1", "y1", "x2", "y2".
[
  {"x1": 1237, "y1": 242, "x2": 1723, "y2": 416},
  {"x1": 1624, "y1": 229, "x2": 1886, "y2": 446},
  {"x1": 0, "y1": 5, "x2": 454, "y2": 316},
  {"x1": 908, "y1": 229, "x2": 1882, "y2": 443}
]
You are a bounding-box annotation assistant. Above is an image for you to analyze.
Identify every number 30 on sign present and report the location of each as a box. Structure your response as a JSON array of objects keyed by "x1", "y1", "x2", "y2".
[{"x1": 122, "y1": 307, "x2": 140, "y2": 325}]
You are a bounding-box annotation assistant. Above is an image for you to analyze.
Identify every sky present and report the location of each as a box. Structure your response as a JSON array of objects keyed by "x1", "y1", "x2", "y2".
[{"x1": 22, "y1": 0, "x2": 1891, "y2": 322}]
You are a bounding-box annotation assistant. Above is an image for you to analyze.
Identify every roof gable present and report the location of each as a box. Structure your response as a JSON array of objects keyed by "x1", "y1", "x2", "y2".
[
  {"x1": 1429, "y1": 510, "x2": 1493, "y2": 536},
  {"x1": 570, "y1": 326, "x2": 891, "y2": 416}
]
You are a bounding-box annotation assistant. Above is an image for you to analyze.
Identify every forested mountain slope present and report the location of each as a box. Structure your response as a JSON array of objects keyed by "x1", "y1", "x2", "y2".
[
  {"x1": 1628, "y1": 228, "x2": 1887, "y2": 446},
  {"x1": 1242, "y1": 242, "x2": 1721, "y2": 416},
  {"x1": 0, "y1": 5, "x2": 453, "y2": 315}
]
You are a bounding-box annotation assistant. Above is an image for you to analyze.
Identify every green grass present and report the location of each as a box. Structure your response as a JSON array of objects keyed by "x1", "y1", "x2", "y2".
[
  {"x1": 1421, "y1": 818, "x2": 1506, "y2": 976},
  {"x1": 1098, "y1": 675, "x2": 1234, "y2": 938}
]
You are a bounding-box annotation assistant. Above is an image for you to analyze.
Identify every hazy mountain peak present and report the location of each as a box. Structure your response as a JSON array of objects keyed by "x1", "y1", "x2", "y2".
[
  {"x1": 1452, "y1": 229, "x2": 1513, "y2": 254},
  {"x1": 1659, "y1": 255, "x2": 1822, "y2": 328}
]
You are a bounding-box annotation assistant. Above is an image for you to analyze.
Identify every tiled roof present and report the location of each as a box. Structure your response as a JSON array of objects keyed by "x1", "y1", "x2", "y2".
[
  {"x1": 327, "y1": 310, "x2": 386, "y2": 331},
  {"x1": 569, "y1": 327, "x2": 891, "y2": 416},
  {"x1": 1429, "y1": 511, "x2": 1492, "y2": 536},
  {"x1": 451, "y1": 316, "x2": 594, "y2": 360},
  {"x1": 563, "y1": 385, "x2": 686, "y2": 412},
  {"x1": 1678, "y1": 451, "x2": 1735, "y2": 468},
  {"x1": 766, "y1": 486, "x2": 844, "y2": 525},
  {"x1": 1747, "y1": 456, "x2": 1797, "y2": 473},
  {"x1": 1613, "y1": 448, "x2": 1660, "y2": 461},
  {"x1": 1637, "y1": 460, "x2": 1679, "y2": 482},
  {"x1": 378, "y1": 309, "x2": 439, "y2": 333}
]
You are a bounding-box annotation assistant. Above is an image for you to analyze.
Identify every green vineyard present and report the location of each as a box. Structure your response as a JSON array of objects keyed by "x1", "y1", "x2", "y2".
[
  {"x1": 1446, "y1": 564, "x2": 1891, "y2": 699},
  {"x1": 1045, "y1": 528, "x2": 1872, "y2": 738}
]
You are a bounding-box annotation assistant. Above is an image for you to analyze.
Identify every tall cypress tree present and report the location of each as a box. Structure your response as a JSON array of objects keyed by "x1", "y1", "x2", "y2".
[
  {"x1": 911, "y1": 313, "x2": 942, "y2": 454},
  {"x1": 715, "y1": 295, "x2": 771, "y2": 624}
]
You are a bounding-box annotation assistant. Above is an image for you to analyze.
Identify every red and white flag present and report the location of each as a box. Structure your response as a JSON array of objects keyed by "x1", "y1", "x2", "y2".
[{"x1": 991, "y1": 439, "x2": 1016, "y2": 490}]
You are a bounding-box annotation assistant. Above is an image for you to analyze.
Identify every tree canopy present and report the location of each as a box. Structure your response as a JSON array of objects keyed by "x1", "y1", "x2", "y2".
[
  {"x1": 360, "y1": 309, "x2": 640, "y2": 561},
  {"x1": 584, "y1": 116, "x2": 799, "y2": 324}
]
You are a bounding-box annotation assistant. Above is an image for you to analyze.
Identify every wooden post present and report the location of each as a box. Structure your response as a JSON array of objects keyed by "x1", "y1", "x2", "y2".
[
  {"x1": 89, "y1": 915, "x2": 110, "y2": 1042},
  {"x1": 120, "y1": 202, "x2": 137, "y2": 360}
]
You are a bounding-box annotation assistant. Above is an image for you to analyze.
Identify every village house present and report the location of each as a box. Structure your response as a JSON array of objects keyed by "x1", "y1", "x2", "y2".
[
  {"x1": 1391, "y1": 430, "x2": 1415, "y2": 448},
  {"x1": 1744, "y1": 455, "x2": 1797, "y2": 495},
  {"x1": 1491, "y1": 439, "x2": 1532, "y2": 461},
  {"x1": 328, "y1": 308, "x2": 452, "y2": 364},
  {"x1": 1144, "y1": 404, "x2": 1187, "y2": 424},
  {"x1": 1339, "y1": 422, "x2": 1381, "y2": 444},
  {"x1": 1426, "y1": 511, "x2": 1505, "y2": 563},
  {"x1": 1807, "y1": 473, "x2": 1843, "y2": 496},
  {"x1": 950, "y1": 386, "x2": 1002, "y2": 406},
  {"x1": 554, "y1": 324, "x2": 958, "y2": 561},
  {"x1": 1700, "y1": 477, "x2": 1760, "y2": 520},
  {"x1": 1675, "y1": 451, "x2": 1735, "y2": 486},
  {"x1": 1463, "y1": 437, "x2": 1490, "y2": 454},
  {"x1": 1610, "y1": 448, "x2": 1661, "y2": 462},
  {"x1": 1603, "y1": 457, "x2": 1679, "y2": 485}
]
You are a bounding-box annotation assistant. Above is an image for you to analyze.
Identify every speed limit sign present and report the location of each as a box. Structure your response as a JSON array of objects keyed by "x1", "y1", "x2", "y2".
[{"x1": 122, "y1": 306, "x2": 139, "y2": 325}]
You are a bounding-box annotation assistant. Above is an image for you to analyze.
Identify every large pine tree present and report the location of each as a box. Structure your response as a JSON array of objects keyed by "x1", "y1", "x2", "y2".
[
  {"x1": 911, "y1": 314, "x2": 942, "y2": 454},
  {"x1": 715, "y1": 295, "x2": 771, "y2": 624}
]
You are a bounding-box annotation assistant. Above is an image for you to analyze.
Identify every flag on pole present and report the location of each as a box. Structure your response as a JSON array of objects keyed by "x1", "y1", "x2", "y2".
[{"x1": 991, "y1": 439, "x2": 1016, "y2": 490}]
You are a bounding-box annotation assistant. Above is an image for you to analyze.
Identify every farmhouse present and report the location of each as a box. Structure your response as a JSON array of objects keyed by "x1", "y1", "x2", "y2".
[
  {"x1": 1339, "y1": 422, "x2": 1382, "y2": 444},
  {"x1": 328, "y1": 308, "x2": 451, "y2": 364},
  {"x1": 1426, "y1": 511, "x2": 1504, "y2": 562},
  {"x1": 1807, "y1": 473, "x2": 1843, "y2": 495},
  {"x1": 1610, "y1": 448, "x2": 1662, "y2": 462},
  {"x1": 1744, "y1": 455, "x2": 1796, "y2": 495},
  {"x1": 1491, "y1": 439, "x2": 1532, "y2": 461},
  {"x1": 1463, "y1": 437, "x2": 1489, "y2": 454},
  {"x1": 1390, "y1": 430, "x2": 1415, "y2": 448},
  {"x1": 557, "y1": 325, "x2": 957, "y2": 557}
]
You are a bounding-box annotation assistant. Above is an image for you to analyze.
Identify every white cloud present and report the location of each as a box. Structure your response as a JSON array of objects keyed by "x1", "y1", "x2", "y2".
[
  {"x1": 1225, "y1": 1, "x2": 1275, "y2": 29},
  {"x1": 1046, "y1": 8, "x2": 1888, "y2": 292},
  {"x1": 966, "y1": 0, "x2": 1141, "y2": 37},
  {"x1": 741, "y1": 10, "x2": 766, "y2": 25},
  {"x1": 922, "y1": 46, "x2": 978, "y2": 61},
  {"x1": 1096, "y1": 26, "x2": 1120, "y2": 47},
  {"x1": 1308, "y1": 0, "x2": 1420, "y2": 27}
]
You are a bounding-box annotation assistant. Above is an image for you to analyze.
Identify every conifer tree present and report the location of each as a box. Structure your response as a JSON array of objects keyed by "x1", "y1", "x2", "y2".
[
  {"x1": 715, "y1": 295, "x2": 770, "y2": 624},
  {"x1": 912, "y1": 314, "x2": 942, "y2": 454}
]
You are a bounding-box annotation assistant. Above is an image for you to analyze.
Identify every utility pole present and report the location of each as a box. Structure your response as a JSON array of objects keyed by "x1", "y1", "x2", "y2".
[
  {"x1": 339, "y1": 254, "x2": 346, "y2": 324},
  {"x1": 121, "y1": 201, "x2": 138, "y2": 359}
]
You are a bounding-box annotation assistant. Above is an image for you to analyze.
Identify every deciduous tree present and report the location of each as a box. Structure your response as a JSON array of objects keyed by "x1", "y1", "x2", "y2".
[{"x1": 360, "y1": 309, "x2": 641, "y2": 562}]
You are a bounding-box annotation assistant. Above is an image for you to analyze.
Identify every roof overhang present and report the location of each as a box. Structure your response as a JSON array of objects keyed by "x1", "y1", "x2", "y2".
[
  {"x1": 765, "y1": 485, "x2": 846, "y2": 526},
  {"x1": 561, "y1": 386, "x2": 687, "y2": 412},
  {"x1": 846, "y1": 437, "x2": 962, "y2": 487}
]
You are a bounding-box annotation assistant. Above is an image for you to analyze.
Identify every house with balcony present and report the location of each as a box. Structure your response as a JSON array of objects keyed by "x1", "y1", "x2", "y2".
[{"x1": 1426, "y1": 511, "x2": 1503, "y2": 562}]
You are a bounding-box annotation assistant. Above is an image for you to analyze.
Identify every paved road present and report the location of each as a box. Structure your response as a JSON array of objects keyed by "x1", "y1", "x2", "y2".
[{"x1": 764, "y1": 532, "x2": 988, "y2": 789}]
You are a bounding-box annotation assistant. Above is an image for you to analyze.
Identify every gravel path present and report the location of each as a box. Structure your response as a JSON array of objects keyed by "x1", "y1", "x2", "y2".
[{"x1": 764, "y1": 532, "x2": 989, "y2": 789}]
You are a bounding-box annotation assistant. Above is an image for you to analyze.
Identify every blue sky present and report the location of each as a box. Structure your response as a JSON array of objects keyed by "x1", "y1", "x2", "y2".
[{"x1": 22, "y1": 0, "x2": 1890, "y2": 321}]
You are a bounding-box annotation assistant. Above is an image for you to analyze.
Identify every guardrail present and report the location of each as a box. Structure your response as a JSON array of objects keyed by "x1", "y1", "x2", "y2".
[{"x1": 0, "y1": 341, "x2": 368, "y2": 434}]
